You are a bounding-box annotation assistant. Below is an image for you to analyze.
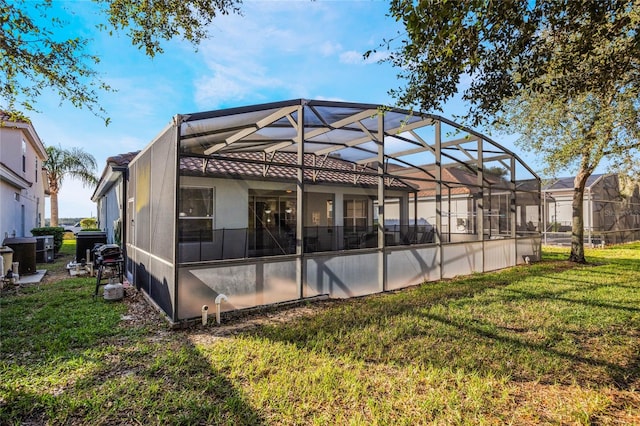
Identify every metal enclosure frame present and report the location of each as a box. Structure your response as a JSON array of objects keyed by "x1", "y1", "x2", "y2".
[{"x1": 124, "y1": 99, "x2": 541, "y2": 324}]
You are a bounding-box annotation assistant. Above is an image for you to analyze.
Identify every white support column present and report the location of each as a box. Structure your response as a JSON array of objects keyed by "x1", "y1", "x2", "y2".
[
  {"x1": 335, "y1": 192, "x2": 344, "y2": 249},
  {"x1": 400, "y1": 193, "x2": 409, "y2": 238},
  {"x1": 413, "y1": 192, "x2": 418, "y2": 230}
]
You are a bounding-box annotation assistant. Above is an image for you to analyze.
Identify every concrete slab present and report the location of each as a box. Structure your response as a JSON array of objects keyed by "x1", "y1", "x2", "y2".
[{"x1": 17, "y1": 269, "x2": 47, "y2": 284}]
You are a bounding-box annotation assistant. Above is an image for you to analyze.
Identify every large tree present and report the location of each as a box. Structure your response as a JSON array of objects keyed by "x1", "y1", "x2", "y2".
[
  {"x1": 43, "y1": 146, "x2": 98, "y2": 227},
  {"x1": 499, "y1": 89, "x2": 639, "y2": 262},
  {"x1": 0, "y1": 0, "x2": 241, "y2": 122},
  {"x1": 381, "y1": 0, "x2": 640, "y2": 262}
]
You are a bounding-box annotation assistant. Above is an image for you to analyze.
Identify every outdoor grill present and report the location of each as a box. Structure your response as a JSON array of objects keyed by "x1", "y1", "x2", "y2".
[
  {"x1": 94, "y1": 244, "x2": 122, "y2": 265},
  {"x1": 93, "y1": 244, "x2": 124, "y2": 297}
]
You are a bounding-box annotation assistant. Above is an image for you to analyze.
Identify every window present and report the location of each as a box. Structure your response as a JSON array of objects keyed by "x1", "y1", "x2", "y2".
[
  {"x1": 35, "y1": 159, "x2": 38, "y2": 182},
  {"x1": 344, "y1": 199, "x2": 368, "y2": 232},
  {"x1": 179, "y1": 187, "x2": 214, "y2": 242},
  {"x1": 22, "y1": 140, "x2": 26, "y2": 173},
  {"x1": 326, "y1": 200, "x2": 333, "y2": 227}
]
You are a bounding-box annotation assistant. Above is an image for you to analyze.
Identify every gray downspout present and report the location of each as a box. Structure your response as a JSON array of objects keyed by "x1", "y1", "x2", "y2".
[{"x1": 112, "y1": 165, "x2": 128, "y2": 252}]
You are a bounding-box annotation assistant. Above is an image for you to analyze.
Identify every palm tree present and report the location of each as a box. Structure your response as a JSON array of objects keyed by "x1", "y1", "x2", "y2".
[{"x1": 43, "y1": 146, "x2": 98, "y2": 227}]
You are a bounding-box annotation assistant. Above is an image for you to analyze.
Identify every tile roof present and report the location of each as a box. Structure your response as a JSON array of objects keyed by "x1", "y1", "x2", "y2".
[
  {"x1": 542, "y1": 174, "x2": 605, "y2": 190},
  {"x1": 180, "y1": 152, "x2": 413, "y2": 190},
  {"x1": 107, "y1": 151, "x2": 140, "y2": 166},
  {"x1": 92, "y1": 151, "x2": 141, "y2": 201},
  {"x1": 396, "y1": 167, "x2": 513, "y2": 198},
  {"x1": 395, "y1": 167, "x2": 476, "y2": 197}
]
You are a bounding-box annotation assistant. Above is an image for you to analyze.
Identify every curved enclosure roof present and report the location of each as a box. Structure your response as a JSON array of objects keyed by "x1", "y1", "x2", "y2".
[{"x1": 177, "y1": 99, "x2": 538, "y2": 186}]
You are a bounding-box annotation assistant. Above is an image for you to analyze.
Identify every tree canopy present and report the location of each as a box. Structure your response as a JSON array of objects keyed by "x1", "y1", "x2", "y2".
[
  {"x1": 0, "y1": 0, "x2": 242, "y2": 122},
  {"x1": 382, "y1": 0, "x2": 640, "y2": 262},
  {"x1": 383, "y1": 0, "x2": 640, "y2": 127}
]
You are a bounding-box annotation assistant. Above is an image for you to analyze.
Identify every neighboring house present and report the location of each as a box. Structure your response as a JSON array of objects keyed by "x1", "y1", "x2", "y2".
[
  {"x1": 0, "y1": 113, "x2": 49, "y2": 239},
  {"x1": 118, "y1": 99, "x2": 540, "y2": 325},
  {"x1": 542, "y1": 173, "x2": 640, "y2": 245},
  {"x1": 91, "y1": 151, "x2": 140, "y2": 245},
  {"x1": 385, "y1": 166, "x2": 540, "y2": 242}
]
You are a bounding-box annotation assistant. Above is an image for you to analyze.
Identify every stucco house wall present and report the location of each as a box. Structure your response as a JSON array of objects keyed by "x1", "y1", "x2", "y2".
[{"x1": 0, "y1": 115, "x2": 48, "y2": 238}]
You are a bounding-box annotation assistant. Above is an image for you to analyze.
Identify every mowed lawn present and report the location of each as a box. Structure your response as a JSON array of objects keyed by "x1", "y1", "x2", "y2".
[{"x1": 1, "y1": 241, "x2": 639, "y2": 425}]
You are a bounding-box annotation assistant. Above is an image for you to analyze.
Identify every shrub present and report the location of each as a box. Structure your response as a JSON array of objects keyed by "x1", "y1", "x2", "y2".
[
  {"x1": 30, "y1": 227, "x2": 65, "y2": 253},
  {"x1": 80, "y1": 218, "x2": 97, "y2": 229}
]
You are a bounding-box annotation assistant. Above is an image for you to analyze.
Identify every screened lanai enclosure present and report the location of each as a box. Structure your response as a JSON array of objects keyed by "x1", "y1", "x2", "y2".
[{"x1": 125, "y1": 99, "x2": 541, "y2": 324}]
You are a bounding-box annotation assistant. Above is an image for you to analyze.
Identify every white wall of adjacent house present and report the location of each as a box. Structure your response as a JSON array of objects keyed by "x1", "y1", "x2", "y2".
[
  {"x1": 0, "y1": 124, "x2": 47, "y2": 239},
  {"x1": 544, "y1": 192, "x2": 591, "y2": 229}
]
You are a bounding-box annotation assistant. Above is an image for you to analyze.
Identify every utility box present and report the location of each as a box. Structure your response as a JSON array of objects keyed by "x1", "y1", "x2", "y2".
[
  {"x1": 2, "y1": 237, "x2": 37, "y2": 275},
  {"x1": 35, "y1": 235, "x2": 55, "y2": 263},
  {"x1": 76, "y1": 231, "x2": 107, "y2": 264}
]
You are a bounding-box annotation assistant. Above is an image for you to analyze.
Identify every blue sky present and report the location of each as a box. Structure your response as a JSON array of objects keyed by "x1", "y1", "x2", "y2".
[{"x1": 26, "y1": 0, "x2": 552, "y2": 219}]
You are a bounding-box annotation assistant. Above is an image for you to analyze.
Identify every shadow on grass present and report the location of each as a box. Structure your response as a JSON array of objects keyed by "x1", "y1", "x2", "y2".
[
  {"x1": 0, "y1": 282, "x2": 265, "y2": 425},
  {"x1": 420, "y1": 311, "x2": 635, "y2": 388},
  {"x1": 242, "y1": 258, "x2": 640, "y2": 390},
  {"x1": 505, "y1": 286, "x2": 640, "y2": 312}
]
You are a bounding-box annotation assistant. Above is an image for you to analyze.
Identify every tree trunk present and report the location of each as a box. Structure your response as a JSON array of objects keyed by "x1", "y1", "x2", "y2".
[
  {"x1": 50, "y1": 190, "x2": 59, "y2": 228},
  {"x1": 569, "y1": 171, "x2": 589, "y2": 263}
]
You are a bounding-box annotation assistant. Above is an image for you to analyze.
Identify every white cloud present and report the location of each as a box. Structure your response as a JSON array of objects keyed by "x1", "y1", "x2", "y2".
[
  {"x1": 191, "y1": 2, "x2": 395, "y2": 107},
  {"x1": 314, "y1": 95, "x2": 349, "y2": 103},
  {"x1": 320, "y1": 41, "x2": 342, "y2": 57},
  {"x1": 101, "y1": 77, "x2": 175, "y2": 121},
  {"x1": 340, "y1": 49, "x2": 390, "y2": 65},
  {"x1": 364, "y1": 50, "x2": 390, "y2": 63},
  {"x1": 339, "y1": 50, "x2": 364, "y2": 64},
  {"x1": 194, "y1": 61, "x2": 285, "y2": 108}
]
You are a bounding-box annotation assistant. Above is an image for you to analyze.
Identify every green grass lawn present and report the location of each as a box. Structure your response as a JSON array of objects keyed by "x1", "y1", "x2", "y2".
[{"x1": 1, "y1": 241, "x2": 639, "y2": 425}]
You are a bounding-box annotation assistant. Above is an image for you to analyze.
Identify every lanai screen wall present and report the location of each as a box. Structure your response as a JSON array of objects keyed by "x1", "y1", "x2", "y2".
[
  {"x1": 125, "y1": 100, "x2": 541, "y2": 324},
  {"x1": 126, "y1": 124, "x2": 177, "y2": 318}
]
